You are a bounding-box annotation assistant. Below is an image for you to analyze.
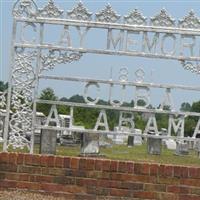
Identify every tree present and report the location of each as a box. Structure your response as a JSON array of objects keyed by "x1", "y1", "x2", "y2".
[
  {"x1": 191, "y1": 101, "x2": 200, "y2": 113},
  {"x1": 0, "y1": 81, "x2": 8, "y2": 92},
  {"x1": 37, "y1": 88, "x2": 58, "y2": 115},
  {"x1": 180, "y1": 102, "x2": 191, "y2": 112},
  {"x1": 40, "y1": 87, "x2": 57, "y2": 101}
]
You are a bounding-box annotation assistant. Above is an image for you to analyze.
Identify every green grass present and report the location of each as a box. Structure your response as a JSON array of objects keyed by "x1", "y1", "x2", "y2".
[{"x1": 1, "y1": 144, "x2": 200, "y2": 166}]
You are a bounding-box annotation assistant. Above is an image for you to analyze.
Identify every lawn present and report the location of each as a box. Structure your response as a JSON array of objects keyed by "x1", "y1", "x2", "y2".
[
  {"x1": 1, "y1": 143, "x2": 200, "y2": 166},
  {"x1": 58, "y1": 144, "x2": 200, "y2": 166}
]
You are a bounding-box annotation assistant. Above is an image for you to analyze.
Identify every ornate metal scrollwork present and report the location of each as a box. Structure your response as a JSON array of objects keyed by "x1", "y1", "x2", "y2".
[
  {"x1": 181, "y1": 60, "x2": 200, "y2": 74},
  {"x1": 150, "y1": 9, "x2": 175, "y2": 27},
  {"x1": 40, "y1": 50, "x2": 83, "y2": 72},
  {"x1": 13, "y1": 0, "x2": 38, "y2": 18},
  {"x1": 124, "y1": 9, "x2": 147, "y2": 25},
  {"x1": 0, "y1": 90, "x2": 7, "y2": 110},
  {"x1": 179, "y1": 10, "x2": 200, "y2": 29},
  {"x1": 8, "y1": 49, "x2": 37, "y2": 150},
  {"x1": 39, "y1": 0, "x2": 63, "y2": 18},
  {"x1": 67, "y1": 1, "x2": 92, "y2": 21},
  {"x1": 96, "y1": 4, "x2": 120, "y2": 23}
]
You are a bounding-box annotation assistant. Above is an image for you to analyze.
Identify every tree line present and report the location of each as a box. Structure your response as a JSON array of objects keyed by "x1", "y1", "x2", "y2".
[{"x1": 1, "y1": 81, "x2": 200, "y2": 136}]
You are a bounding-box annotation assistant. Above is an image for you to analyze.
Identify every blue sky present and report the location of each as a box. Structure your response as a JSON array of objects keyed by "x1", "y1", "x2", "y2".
[{"x1": 1, "y1": 0, "x2": 200, "y2": 109}]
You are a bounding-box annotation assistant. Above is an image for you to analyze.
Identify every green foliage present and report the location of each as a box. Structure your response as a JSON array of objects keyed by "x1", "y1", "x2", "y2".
[
  {"x1": 0, "y1": 81, "x2": 8, "y2": 92},
  {"x1": 36, "y1": 87, "x2": 200, "y2": 136},
  {"x1": 191, "y1": 101, "x2": 200, "y2": 113},
  {"x1": 180, "y1": 102, "x2": 191, "y2": 112},
  {"x1": 37, "y1": 87, "x2": 58, "y2": 116}
]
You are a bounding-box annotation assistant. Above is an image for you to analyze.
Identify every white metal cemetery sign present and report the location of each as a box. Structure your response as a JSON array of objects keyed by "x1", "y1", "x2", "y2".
[{"x1": 1, "y1": 0, "x2": 200, "y2": 152}]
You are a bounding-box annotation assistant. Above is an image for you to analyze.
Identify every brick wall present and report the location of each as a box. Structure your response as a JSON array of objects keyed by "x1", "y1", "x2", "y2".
[{"x1": 0, "y1": 152, "x2": 200, "y2": 200}]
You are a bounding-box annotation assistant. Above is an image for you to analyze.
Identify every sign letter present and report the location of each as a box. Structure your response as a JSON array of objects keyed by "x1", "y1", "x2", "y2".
[
  {"x1": 144, "y1": 115, "x2": 159, "y2": 134},
  {"x1": 193, "y1": 118, "x2": 200, "y2": 138},
  {"x1": 45, "y1": 105, "x2": 60, "y2": 127},
  {"x1": 161, "y1": 34, "x2": 176, "y2": 55},
  {"x1": 180, "y1": 35, "x2": 196, "y2": 57},
  {"x1": 142, "y1": 32, "x2": 159, "y2": 53},
  {"x1": 119, "y1": 111, "x2": 135, "y2": 131},
  {"x1": 168, "y1": 115, "x2": 185, "y2": 137},
  {"x1": 107, "y1": 29, "x2": 124, "y2": 50},
  {"x1": 94, "y1": 110, "x2": 109, "y2": 131}
]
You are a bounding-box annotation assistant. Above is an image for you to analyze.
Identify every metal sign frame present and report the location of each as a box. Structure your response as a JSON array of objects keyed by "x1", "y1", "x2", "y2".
[{"x1": 1, "y1": 0, "x2": 200, "y2": 153}]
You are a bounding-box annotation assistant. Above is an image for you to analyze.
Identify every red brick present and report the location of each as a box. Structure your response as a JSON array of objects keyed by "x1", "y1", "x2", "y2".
[
  {"x1": 134, "y1": 163, "x2": 142, "y2": 174},
  {"x1": 167, "y1": 185, "x2": 190, "y2": 194},
  {"x1": 144, "y1": 183, "x2": 166, "y2": 192},
  {"x1": 174, "y1": 166, "x2": 181, "y2": 177},
  {"x1": 5, "y1": 172, "x2": 20, "y2": 181},
  {"x1": 191, "y1": 187, "x2": 200, "y2": 195},
  {"x1": 75, "y1": 194, "x2": 96, "y2": 200},
  {"x1": 79, "y1": 158, "x2": 87, "y2": 170},
  {"x1": 111, "y1": 173, "x2": 132, "y2": 181},
  {"x1": 133, "y1": 191, "x2": 156, "y2": 199},
  {"x1": 102, "y1": 160, "x2": 111, "y2": 171},
  {"x1": 84, "y1": 178, "x2": 97, "y2": 186},
  {"x1": 179, "y1": 195, "x2": 200, "y2": 200},
  {"x1": 121, "y1": 182, "x2": 144, "y2": 190},
  {"x1": 17, "y1": 154, "x2": 24, "y2": 165},
  {"x1": 30, "y1": 175, "x2": 35, "y2": 182},
  {"x1": 118, "y1": 161, "x2": 127, "y2": 173},
  {"x1": 75, "y1": 169, "x2": 87, "y2": 177},
  {"x1": 134, "y1": 163, "x2": 150, "y2": 175},
  {"x1": 180, "y1": 178, "x2": 200, "y2": 187},
  {"x1": 0, "y1": 163, "x2": 17, "y2": 172},
  {"x1": 86, "y1": 159, "x2": 95, "y2": 170},
  {"x1": 18, "y1": 165, "x2": 41, "y2": 174},
  {"x1": 75, "y1": 177, "x2": 96, "y2": 186},
  {"x1": 110, "y1": 188, "x2": 132, "y2": 197},
  {"x1": 110, "y1": 160, "x2": 118, "y2": 172},
  {"x1": 35, "y1": 175, "x2": 54, "y2": 183},
  {"x1": 155, "y1": 192, "x2": 178, "y2": 200},
  {"x1": 0, "y1": 180, "x2": 17, "y2": 188},
  {"x1": 19, "y1": 174, "x2": 30, "y2": 181},
  {"x1": 160, "y1": 165, "x2": 173, "y2": 177},
  {"x1": 127, "y1": 162, "x2": 134, "y2": 173},
  {"x1": 109, "y1": 180, "x2": 121, "y2": 188},
  {"x1": 86, "y1": 186, "x2": 96, "y2": 194},
  {"x1": 159, "y1": 165, "x2": 165, "y2": 176},
  {"x1": 16, "y1": 181, "x2": 41, "y2": 190},
  {"x1": 8, "y1": 153, "x2": 17, "y2": 165},
  {"x1": 164, "y1": 165, "x2": 174, "y2": 177},
  {"x1": 96, "y1": 187, "x2": 110, "y2": 196},
  {"x1": 189, "y1": 168, "x2": 199, "y2": 179},
  {"x1": 40, "y1": 155, "x2": 48, "y2": 167},
  {"x1": 62, "y1": 185, "x2": 86, "y2": 194},
  {"x1": 32, "y1": 154, "x2": 41, "y2": 166},
  {"x1": 47, "y1": 155, "x2": 55, "y2": 167},
  {"x1": 63, "y1": 157, "x2": 71, "y2": 168},
  {"x1": 101, "y1": 171, "x2": 110, "y2": 180},
  {"x1": 131, "y1": 174, "x2": 157, "y2": 184},
  {"x1": 141, "y1": 163, "x2": 150, "y2": 175},
  {"x1": 98, "y1": 179, "x2": 110, "y2": 187},
  {"x1": 150, "y1": 164, "x2": 159, "y2": 176},
  {"x1": 0, "y1": 152, "x2": 9, "y2": 163},
  {"x1": 70, "y1": 157, "x2": 79, "y2": 169},
  {"x1": 48, "y1": 168, "x2": 66, "y2": 176},
  {"x1": 95, "y1": 159, "x2": 103, "y2": 171},
  {"x1": 180, "y1": 167, "x2": 189, "y2": 178},
  {"x1": 24, "y1": 154, "x2": 33, "y2": 165},
  {"x1": 40, "y1": 183, "x2": 63, "y2": 192},
  {"x1": 54, "y1": 156, "x2": 64, "y2": 168},
  {"x1": 158, "y1": 177, "x2": 180, "y2": 185}
]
